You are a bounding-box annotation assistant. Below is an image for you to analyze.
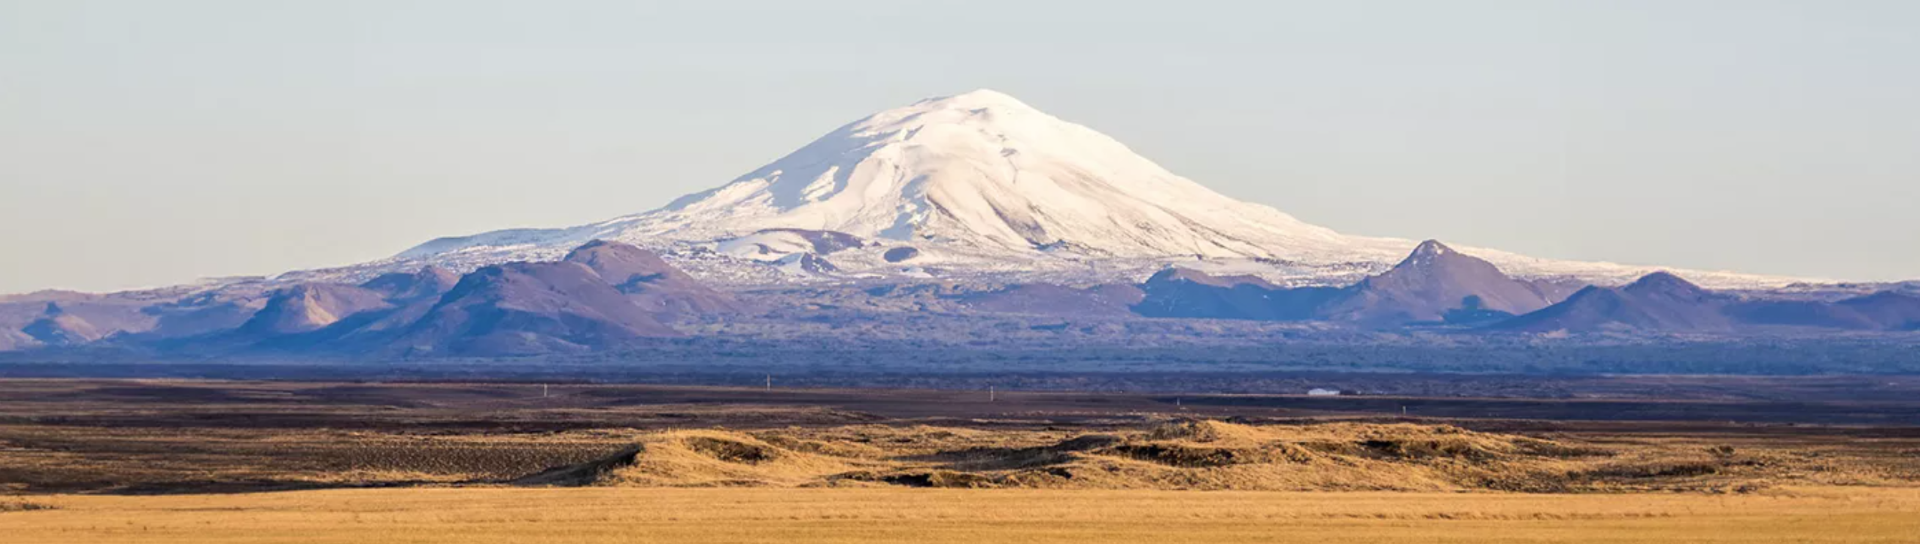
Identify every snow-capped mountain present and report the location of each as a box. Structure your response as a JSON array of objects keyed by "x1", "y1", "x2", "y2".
[{"x1": 367, "y1": 89, "x2": 1798, "y2": 289}]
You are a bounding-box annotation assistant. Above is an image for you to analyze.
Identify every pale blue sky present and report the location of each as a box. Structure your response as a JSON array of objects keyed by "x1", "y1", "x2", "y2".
[{"x1": 3, "y1": 0, "x2": 1917, "y2": 293}]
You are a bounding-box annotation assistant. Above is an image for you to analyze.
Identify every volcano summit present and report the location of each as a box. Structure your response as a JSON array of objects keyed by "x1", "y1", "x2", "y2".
[{"x1": 378, "y1": 90, "x2": 1789, "y2": 289}]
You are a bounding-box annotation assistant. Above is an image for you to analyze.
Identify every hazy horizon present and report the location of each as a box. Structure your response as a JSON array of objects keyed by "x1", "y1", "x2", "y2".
[{"x1": 4, "y1": 1, "x2": 1918, "y2": 293}]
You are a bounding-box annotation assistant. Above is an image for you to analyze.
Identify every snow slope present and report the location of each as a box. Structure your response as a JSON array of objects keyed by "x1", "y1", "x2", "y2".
[{"x1": 370, "y1": 89, "x2": 1801, "y2": 289}]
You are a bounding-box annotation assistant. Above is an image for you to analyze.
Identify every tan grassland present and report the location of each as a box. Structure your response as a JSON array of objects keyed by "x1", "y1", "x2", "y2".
[{"x1": 7, "y1": 486, "x2": 1920, "y2": 544}]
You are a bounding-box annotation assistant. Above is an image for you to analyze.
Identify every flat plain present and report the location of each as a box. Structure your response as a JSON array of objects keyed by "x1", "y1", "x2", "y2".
[
  {"x1": 11, "y1": 486, "x2": 1920, "y2": 544},
  {"x1": 2, "y1": 378, "x2": 1918, "y2": 543}
]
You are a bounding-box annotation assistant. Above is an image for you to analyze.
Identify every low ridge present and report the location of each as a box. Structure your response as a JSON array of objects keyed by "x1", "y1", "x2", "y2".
[
  {"x1": 1134, "y1": 240, "x2": 1575, "y2": 325},
  {"x1": 562, "y1": 240, "x2": 743, "y2": 315},
  {"x1": 397, "y1": 260, "x2": 683, "y2": 356}
]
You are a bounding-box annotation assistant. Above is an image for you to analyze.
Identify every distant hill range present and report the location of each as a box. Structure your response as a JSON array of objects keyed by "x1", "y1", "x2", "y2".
[
  {"x1": 1131, "y1": 241, "x2": 1920, "y2": 334},
  {"x1": 1, "y1": 239, "x2": 1915, "y2": 357},
  {"x1": 1133, "y1": 240, "x2": 1585, "y2": 327}
]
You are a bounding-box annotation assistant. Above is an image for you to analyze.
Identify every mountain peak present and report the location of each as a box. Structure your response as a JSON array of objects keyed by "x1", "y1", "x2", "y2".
[
  {"x1": 380, "y1": 91, "x2": 1801, "y2": 292},
  {"x1": 636, "y1": 89, "x2": 1346, "y2": 260},
  {"x1": 1396, "y1": 240, "x2": 1459, "y2": 268},
  {"x1": 911, "y1": 88, "x2": 1033, "y2": 112},
  {"x1": 1411, "y1": 239, "x2": 1454, "y2": 257},
  {"x1": 1332, "y1": 238, "x2": 1558, "y2": 324},
  {"x1": 1625, "y1": 271, "x2": 1708, "y2": 298}
]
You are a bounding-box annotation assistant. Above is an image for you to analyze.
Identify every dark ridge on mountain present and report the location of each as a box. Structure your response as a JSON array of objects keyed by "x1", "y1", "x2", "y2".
[
  {"x1": 21, "y1": 303, "x2": 106, "y2": 346},
  {"x1": 239, "y1": 284, "x2": 394, "y2": 336},
  {"x1": 790, "y1": 253, "x2": 840, "y2": 275},
  {"x1": 562, "y1": 240, "x2": 743, "y2": 315},
  {"x1": 1316, "y1": 240, "x2": 1564, "y2": 326},
  {"x1": 395, "y1": 261, "x2": 682, "y2": 356},
  {"x1": 957, "y1": 283, "x2": 1146, "y2": 317},
  {"x1": 1134, "y1": 268, "x2": 1339, "y2": 321},
  {"x1": 1494, "y1": 272, "x2": 1736, "y2": 333},
  {"x1": 359, "y1": 266, "x2": 459, "y2": 301},
  {"x1": 882, "y1": 247, "x2": 920, "y2": 263},
  {"x1": 756, "y1": 228, "x2": 865, "y2": 254}
]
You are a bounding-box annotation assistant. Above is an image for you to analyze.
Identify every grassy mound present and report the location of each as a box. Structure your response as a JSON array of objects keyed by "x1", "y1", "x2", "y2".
[
  {"x1": 517, "y1": 420, "x2": 1817, "y2": 493},
  {"x1": 515, "y1": 430, "x2": 872, "y2": 487}
]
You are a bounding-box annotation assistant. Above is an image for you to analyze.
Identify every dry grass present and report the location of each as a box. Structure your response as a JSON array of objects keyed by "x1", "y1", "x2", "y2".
[
  {"x1": 517, "y1": 420, "x2": 1918, "y2": 493},
  {"x1": 6, "y1": 486, "x2": 1919, "y2": 543},
  {"x1": 6, "y1": 418, "x2": 1916, "y2": 495},
  {"x1": 0, "y1": 424, "x2": 637, "y2": 493}
]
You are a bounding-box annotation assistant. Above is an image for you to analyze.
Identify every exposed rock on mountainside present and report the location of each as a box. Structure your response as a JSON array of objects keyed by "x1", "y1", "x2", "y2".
[
  {"x1": 882, "y1": 247, "x2": 920, "y2": 263},
  {"x1": 719, "y1": 229, "x2": 865, "y2": 260},
  {"x1": 784, "y1": 253, "x2": 841, "y2": 276}
]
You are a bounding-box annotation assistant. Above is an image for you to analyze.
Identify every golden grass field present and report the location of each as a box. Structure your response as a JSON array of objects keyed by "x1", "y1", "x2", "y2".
[{"x1": 8, "y1": 486, "x2": 1920, "y2": 543}]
